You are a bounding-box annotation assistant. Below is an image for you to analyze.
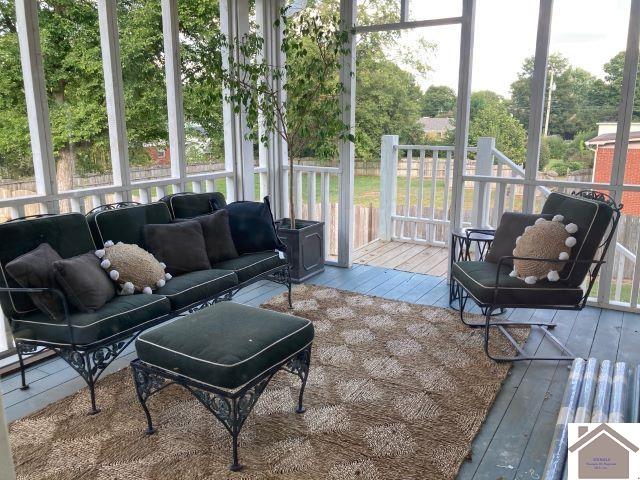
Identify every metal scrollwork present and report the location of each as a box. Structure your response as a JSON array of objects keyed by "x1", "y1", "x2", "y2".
[
  {"x1": 133, "y1": 366, "x2": 169, "y2": 402},
  {"x1": 573, "y1": 190, "x2": 623, "y2": 211},
  {"x1": 283, "y1": 348, "x2": 310, "y2": 382},
  {"x1": 58, "y1": 348, "x2": 91, "y2": 383},
  {"x1": 192, "y1": 390, "x2": 235, "y2": 430},
  {"x1": 91, "y1": 341, "x2": 126, "y2": 373}
]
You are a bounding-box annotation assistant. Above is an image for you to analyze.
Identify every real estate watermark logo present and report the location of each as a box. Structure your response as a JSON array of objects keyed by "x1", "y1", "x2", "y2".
[{"x1": 568, "y1": 423, "x2": 640, "y2": 479}]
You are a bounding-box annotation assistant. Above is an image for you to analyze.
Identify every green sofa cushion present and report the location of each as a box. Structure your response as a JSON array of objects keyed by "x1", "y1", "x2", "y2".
[
  {"x1": 136, "y1": 302, "x2": 314, "y2": 390},
  {"x1": 452, "y1": 261, "x2": 584, "y2": 307},
  {"x1": 87, "y1": 203, "x2": 172, "y2": 249},
  {"x1": 541, "y1": 192, "x2": 613, "y2": 287},
  {"x1": 155, "y1": 269, "x2": 238, "y2": 310},
  {"x1": 161, "y1": 192, "x2": 227, "y2": 219},
  {"x1": 11, "y1": 294, "x2": 171, "y2": 347},
  {"x1": 0, "y1": 213, "x2": 96, "y2": 320},
  {"x1": 212, "y1": 251, "x2": 287, "y2": 283}
]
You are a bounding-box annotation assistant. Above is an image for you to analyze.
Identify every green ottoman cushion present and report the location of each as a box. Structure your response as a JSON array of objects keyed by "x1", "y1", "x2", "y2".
[
  {"x1": 155, "y1": 269, "x2": 238, "y2": 310},
  {"x1": 212, "y1": 252, "x2": 287, "y2": 283},
  {"x1": 136, "y1": 302, "x2": 314, "y2": 390},
  {"x1": 452, "y1": 260, "x2": 584, "y2": 307},
  {"x1": 12, "y1": 294, "x2": 171, "y2": 346}
]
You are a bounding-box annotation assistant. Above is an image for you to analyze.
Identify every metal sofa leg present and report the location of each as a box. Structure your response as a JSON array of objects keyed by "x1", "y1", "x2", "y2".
[
  {"x1": 286, "y1": 266, "x2": 293, "y2": 309},
  {"x1": 15, "y1": 343, "x2": 32, "y2": 390}
]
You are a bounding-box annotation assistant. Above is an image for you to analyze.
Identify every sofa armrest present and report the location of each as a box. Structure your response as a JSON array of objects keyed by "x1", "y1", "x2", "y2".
[{"x1": 0, "y1": 286, "x2": 75, "y2": 346}]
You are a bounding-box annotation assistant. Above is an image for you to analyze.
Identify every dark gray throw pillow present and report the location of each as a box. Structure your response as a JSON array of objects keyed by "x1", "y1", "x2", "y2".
[
  {"x1": 485, "y1": 212, "x2": 553, "y2": 266},
  {"x1": 5, "y1": 243, "x2": 65, "y2": 320},
  {"x1": 175, "y1": 210, "x2": 239, "y2": 264},
  {"x1": 143, "y1": 221, "x2": 211, "y2": 276},
  {"x1": 53, "y1": 253, "x2": 116, "y2": 312},
  {"x1": 211, "y1": 196, "x2": 285, "y2": 254}
]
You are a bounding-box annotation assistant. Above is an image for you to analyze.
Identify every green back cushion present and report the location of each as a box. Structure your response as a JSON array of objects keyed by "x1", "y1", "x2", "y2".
[
  {"x1": 0, "y1": 214, "x2": 95, "y2": 319},
  {"x1": 161, "y1": 192, "x2": 227, "y2": 219},
  {"x1": 87, "y1": 203, "x2": 172, "y2": 249},
  {"x1": 485, "y1": 212, "x2": 553, "y2": 266},
  {"x1": 540, "y1": 192, "x2": 614, "y2": 287}
]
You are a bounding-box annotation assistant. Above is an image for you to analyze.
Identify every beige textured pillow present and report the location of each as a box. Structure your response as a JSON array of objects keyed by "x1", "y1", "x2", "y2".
[
  {"x1": 511, "y1": 215, "x2": 578, "y2": 284},
  {"x1": 95, "y1": 241, "x2": 171, "y2": 295}
]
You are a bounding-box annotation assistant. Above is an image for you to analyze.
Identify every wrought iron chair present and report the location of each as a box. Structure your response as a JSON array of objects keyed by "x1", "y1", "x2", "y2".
[{"x1": 451, "y1": 190, "x2": 623, "y2": 362}]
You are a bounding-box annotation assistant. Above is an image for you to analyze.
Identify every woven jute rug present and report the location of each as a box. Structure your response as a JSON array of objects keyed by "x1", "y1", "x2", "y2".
[{"x1": 9, "y1": 284, "x2": 527, "y2": 480}]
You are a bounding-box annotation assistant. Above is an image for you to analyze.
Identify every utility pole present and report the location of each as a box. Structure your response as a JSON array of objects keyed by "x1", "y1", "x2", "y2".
[{"x1": 543, "y1": 68, "x2": 555, "y2": 136}]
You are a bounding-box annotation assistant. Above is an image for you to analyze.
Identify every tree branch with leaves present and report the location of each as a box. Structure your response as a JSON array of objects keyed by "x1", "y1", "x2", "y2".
[{"x1": 220, "y1": 7, "x2": 353, "y2": 228}]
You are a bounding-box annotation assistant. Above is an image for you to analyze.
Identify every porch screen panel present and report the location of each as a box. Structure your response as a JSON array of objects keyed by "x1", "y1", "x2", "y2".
[
  {"x1": 0, "y1": 4, "x2": 37, "y2": 222},
  {"x1": 178, "y1": 0, "x2": 227, "y2": 184},
  {"x1": 463, "y1": 0, "x2": 539, "y2": 228},
  {"x1": 38, "y1": 0, "x2": 111, "y2": 201},
  {"x1": 535, "y1": 0, "x2": 630, "y2": 189},
  {"x1": 117, "y1": 0, "x2": 171, "y2": 195}
]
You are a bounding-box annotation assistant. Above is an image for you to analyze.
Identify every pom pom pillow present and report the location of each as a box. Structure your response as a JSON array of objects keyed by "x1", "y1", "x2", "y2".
[
  {"x1": 511, "y1": 215, "x2": 578, "y2": 284},
  {"x1": 95, "y1": 241, "x2": 171, "y2": 295}
]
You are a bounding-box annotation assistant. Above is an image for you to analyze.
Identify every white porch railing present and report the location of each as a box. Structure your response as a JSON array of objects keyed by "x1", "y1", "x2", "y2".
[
  {"x1": 378, "y1": 134, "x2": 638, "y2": 311},
  {"x1": 255, "y1": 163, "x2": 341, "y2": 261}
]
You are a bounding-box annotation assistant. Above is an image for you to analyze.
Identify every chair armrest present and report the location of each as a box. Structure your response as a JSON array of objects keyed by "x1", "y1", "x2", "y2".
[
  {"x1": 0, "y1": 286, "x2": 75, "y2": 346},
  {"x1": 492, "y1": 256, "x2": 605, "y2": 306}
]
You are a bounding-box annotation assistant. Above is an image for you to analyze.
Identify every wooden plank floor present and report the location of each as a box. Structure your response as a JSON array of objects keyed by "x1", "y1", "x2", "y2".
[
  {"x1": 3, "y1": 264, "x2": 639, "y2": 480},
  {"x1": 354, "y1": 239, "x2": 449, "y2": 276}
]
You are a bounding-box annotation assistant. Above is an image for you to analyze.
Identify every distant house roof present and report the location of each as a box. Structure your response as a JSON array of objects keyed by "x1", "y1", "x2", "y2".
[
  {"x1": 586, "y1": 130, "x2": 640, "y2": 147},
  {"x1": 419, "y1": 117, "x2": 454, "y2": 134}
]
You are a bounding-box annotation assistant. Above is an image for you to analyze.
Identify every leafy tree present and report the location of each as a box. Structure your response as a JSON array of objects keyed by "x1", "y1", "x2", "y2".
[
  {"x1": 356, "y1": 56, "x2": 425, "y2": 160},
  {"x1": 468, "y1": 99, "x2": 527, "y2": 165},
  {"x1": 510, "y1": 53, "x2": 598, "y2": 139},
  {"x1": 220, "y1": 8, "x2": 351, "y2": 227},
  {"x1": 422, "y1": 85, "x2": 456, "y2": 117}
]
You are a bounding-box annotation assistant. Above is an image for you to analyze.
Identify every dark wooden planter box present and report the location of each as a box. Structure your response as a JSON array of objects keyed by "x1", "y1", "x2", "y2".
[{"x1": 276, "y1": 219, "x2": 325, "y2": 283}]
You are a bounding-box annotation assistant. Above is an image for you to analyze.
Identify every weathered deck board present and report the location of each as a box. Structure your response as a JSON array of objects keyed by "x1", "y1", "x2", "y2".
[
  {"x1": 354, "y1": 239, "x2": 448, "y2": 276},
  {"x1": 0, "y1": 265, "x2": 630, "y2": 480}
]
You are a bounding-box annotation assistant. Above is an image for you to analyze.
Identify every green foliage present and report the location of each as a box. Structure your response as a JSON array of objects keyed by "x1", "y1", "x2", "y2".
[
  {"x1": 220, "y1": 8, "x2": 351, "y2": 223},
  {"x1": 422, "y1": 85, "x2": 456, "y2": 117},
  {"x1": 468, "y1": 92, "x2": 527, "y2": 165},
  {"x1": 356, "y1": 56, "x2": 425, "y2": 160}
]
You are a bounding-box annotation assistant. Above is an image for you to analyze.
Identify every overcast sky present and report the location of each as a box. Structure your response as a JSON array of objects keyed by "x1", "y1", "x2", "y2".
[{"x1": 391, "y1": 0, "x2": 631, "y2": 97}]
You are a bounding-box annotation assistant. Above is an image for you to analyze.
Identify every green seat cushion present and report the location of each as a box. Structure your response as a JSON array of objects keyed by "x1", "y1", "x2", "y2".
[
  {"x1": 541, "y1": 192, "x2": 614, "y2": 287},
  {"x1": 452, "y1": 261, "x2": 584, "y2": 307},
  {"x1": 11, "y1": 294, "x2": 171, "y2": 347},
  {"x1": 212, "y1": 252, "x2": 287, "y2": 283},
  {"x1": 155, "y1": 269, "x2": 238, "y2": 310},
  {"x1": 136, "y1": 302, "x2": 314, "y2": 390},
  {"x1": 0, "y1": 213, "x2": 96, "y2": 320},
  {"x1": 87, "y1": 203, "x2": 172, "y2": 249},
  {"x1": 161, "y1": 192, "x2": 227, "y2": 219}
]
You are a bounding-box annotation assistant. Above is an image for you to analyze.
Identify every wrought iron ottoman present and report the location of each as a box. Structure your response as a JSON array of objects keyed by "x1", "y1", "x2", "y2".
[{"x1": 130, "y1": 302, "x2": 314, "y2": 471}]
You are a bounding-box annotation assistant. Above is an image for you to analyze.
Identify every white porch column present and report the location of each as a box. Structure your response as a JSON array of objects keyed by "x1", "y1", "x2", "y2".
[
  {"x1": 162, "y1": 0, "x2": 187, "y2": 187},
  {"x1": 450, "y1": 0, "x2": 475, "y2": 232},
  {"x1": 15, "y1": 0, "x2": 57, "y2": 210},
  {"x1": 256, "y1": 0, "x2": 287, "y2": 217},
  {"x1": 337, "y1": 0, "x2": 357, "y2": 267},
  {"x1": 220, "y1": 0, "x2": 254, "y2": 202},
  {"x1": 379, "y1": 135, "x2": 399, "y2": 241},
  {"x1": 471, "y1": 137, "x2": 494, "y2": 228},
  {"x1": 523, "y1": 0, "x2": 553, "y2": 214},
  {"x1": 98, "y1": 0, "x2": 131, "y2": 197},
  {"x1": 0, "y1": 387, "x2": 16, "y2": 480},
  {"x1": 600, "y1": 0, "x2": 640, "y2": 305}
]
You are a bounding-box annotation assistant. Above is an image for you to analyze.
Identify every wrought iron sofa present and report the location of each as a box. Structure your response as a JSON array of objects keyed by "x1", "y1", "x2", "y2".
[
  {"x1": 0, "y1": 196, "x2": 291, "y2": 413},
  {"x1": 451, "y1": 190, "x2": 622, "y2": 362}
]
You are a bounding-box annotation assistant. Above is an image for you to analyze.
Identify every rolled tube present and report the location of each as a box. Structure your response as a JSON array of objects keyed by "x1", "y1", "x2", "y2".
[
  {"x1": 541, "y1": 358, "x2": 585, "y2": 480},
  {"x1": 591, "y1": 360, "x2": 612, "y2": 423},
  {"x1": 574, "y1": 358, "x2": 598, "y2": 423},
  {"x1": 631, "y1": 365, "x2": 640, "y2": 423},
  {"x1": 608, "y1": 362, "x2": 628, "y2": 423}
]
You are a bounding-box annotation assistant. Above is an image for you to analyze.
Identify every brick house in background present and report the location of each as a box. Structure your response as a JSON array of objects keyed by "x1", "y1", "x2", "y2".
[
  {"x1": 144, "y1": 145, "x2": 171, "y2": 166},
  {"x1": 586, "y1": 122, "x2": 640, "y2": 216}
]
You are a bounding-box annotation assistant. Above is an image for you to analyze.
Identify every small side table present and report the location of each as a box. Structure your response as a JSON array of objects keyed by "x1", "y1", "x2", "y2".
[{"x1": 449, "y1": 228, "x2": 496, "y2": 311}]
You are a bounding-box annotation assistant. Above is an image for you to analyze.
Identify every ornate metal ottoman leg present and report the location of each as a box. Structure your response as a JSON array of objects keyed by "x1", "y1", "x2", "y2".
[
  {"x1": 283, "y1": 344, "x2": 312, "y2": 414},
  {"x1": 131, "y1": 361, "x2": 168, "y2": 435}
]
